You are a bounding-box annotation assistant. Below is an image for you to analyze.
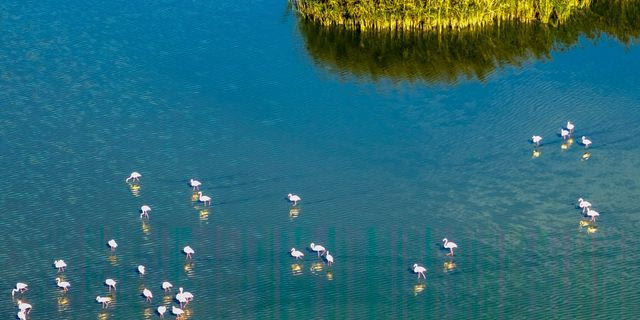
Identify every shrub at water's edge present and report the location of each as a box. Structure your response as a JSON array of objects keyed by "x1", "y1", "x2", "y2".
[
  {"x1": 298, "y1": 0, "x2": 640, "y2": 83},
  {"x1": 291, "y1": 0, "x2": 593, "y2": 31}
]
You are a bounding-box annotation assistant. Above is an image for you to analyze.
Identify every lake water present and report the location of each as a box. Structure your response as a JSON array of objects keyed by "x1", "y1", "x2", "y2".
[{"x1": 1, "y1": 0, "x2": 640, "y2": 319}]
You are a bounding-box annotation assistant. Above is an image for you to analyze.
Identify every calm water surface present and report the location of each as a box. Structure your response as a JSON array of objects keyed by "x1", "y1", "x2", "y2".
[{"x1": 1, "y1": 0, "x2": 640, "y2": 319}]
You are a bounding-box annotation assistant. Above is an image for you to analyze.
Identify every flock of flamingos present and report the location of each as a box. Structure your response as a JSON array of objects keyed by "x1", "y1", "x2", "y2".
[
  {"x1": 9, "y1": 170, "x2": 462, "y2": 319},
  {"x1": 11, "y1": 121, "x2": 598, "y2": 319}
]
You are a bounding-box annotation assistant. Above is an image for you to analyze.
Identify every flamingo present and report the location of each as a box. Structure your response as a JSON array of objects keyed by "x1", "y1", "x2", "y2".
[
  {"x1": 137, "y1": 265, "x2": 146, "y2": 276},
  {"x1": 172, "y1": 306, "x2": 184, "y2": 318},
  {"x1": 190, "y1": 179, "x2": 202, "y2": 190},
  {"x1": 180, "y1": 288, "x2": 194, "y2": 303},
  {"x1": 560, "y1": 128, "x2": 570, "y2": 140},
  {"x1": 175, "y1": 291, "x2": 187, "y2": 308},
  {"x1": 581, "y1": 136, "x2": 592, "y2": 148},
  {"x1": 17, "y1": 310, "x2": 26, "y2": 320},
  {"x1": 105, "y1": 278, "x2": 117, "y2": 291},
  {"x1": 12, "y1": 283, "x2": 28, "y2": 296},
  {"x1": 183, "y1": 246, "x2": 195, "y2": 259},
  {"x1": 177, "y1": 287, "x2": 193, "y2": 306},
  {"x1": 531, "y1": 135, "x2": 542, "y2": 147},
  {"x1": 16, "y1": 300, "x2": 32, "y2": 314},
  {"x1": 442, "y1": 238, "x2": 458, "y2": 256},
  {"x1": 197, "y1": 192, "x2": 212, "y2": 206},
  {"x1": 309, "y1": 243, "x2": 326, "y2": 257},
  {"x1": 126, "y1": 172, "x2": 142, "y2": 183},
  {"x1": 54, "y1": 259, "x2": 67, "y2": 272},
  {"x1": 290, "y1": 248, "x2": 304, "y2": 260},
  {"x1": 108, "y1": 239, "x2": 118, "y2": 251},
  {"x1": 96, "y1": 296, "x2": 111, "y2": 308},
  {"x1": 162, "y1": 281, "x2": 173, "y2": 292},
  {"x1": 142, "y1": 288, "x2": 153, "y2": 302},
  {"x1": 567, "y1": 121, "x2": 575, "y2": 134},
  {"x1": 55, "y1": 278, "x2": 70, "y2": 292},
  {"x1": 578, "y1": 198, "x2": 592, "y2": 213},
  {"x1": 325, "y1": 251, "x2": 334, "y2": 266},
  {"x1": 587, "y1": 209, "x2": 600, "y2": 222},
  {"x1": 157, "y1": 305, "x2": 167, "y2": 317},
  {"x1": 140, "y1": 205, "x2": 151, "y2": 219},
  {"x1": 287, "y1": 193, "x2": 301, "y2": 206},
  {"x1": 412, "y1": 263, "x2": 427, "y2": 279}
]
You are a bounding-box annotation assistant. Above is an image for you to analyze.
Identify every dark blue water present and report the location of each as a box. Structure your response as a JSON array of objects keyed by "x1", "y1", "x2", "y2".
[{"x1": 1, "y1": 0, "x2": 640, "y2": 319}]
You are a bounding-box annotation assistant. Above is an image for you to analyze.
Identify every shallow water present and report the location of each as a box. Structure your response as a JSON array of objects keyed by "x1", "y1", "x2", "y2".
[{"x1": 1, "y1": 0, "x2": 640, "y2": 319}]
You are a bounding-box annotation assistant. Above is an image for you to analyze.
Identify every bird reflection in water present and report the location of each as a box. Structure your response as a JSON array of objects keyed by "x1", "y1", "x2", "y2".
[
  {"x1": 291, "y1": 264, "x2": 303, "y2": 276},
  {"x1": 57, "y1": 295, "x2": 70, "y2": 312},
  {"x1": 310, "y1": 262, "x2": 324, "y2": 274},
  {"x1": 191, "y1": 192, "x2": 199, "y2": 202},
  {"x1": 587, "y1": 225, "x2": 598, "y2": 234},
  {"x1": 141, "y1": 220, "x2": 151, "y2": 236},
  {"x1": 326, "y1": 271, "x2": 334, "y2": 281},
  {"x1": 199, "y1": 209, "x2": 209, "y2": 222},
  {"x1": 443, "y1": 261, "x2": 456, "y2": 272},
  {"x1": 107, "y1": 254, "x2": 118, "y2": 266},
  {"x1": 129, "y1": 184, "x2": 141, "y2": 197},
  {"x1": 289, "y1": 207, "x2": 300, "y2": 220},
  {"x1": 413, "y1": 283, "x2": 426, "y2": 296},
  {"x1": 98, "y1": 311, "x2": 109, "y2": 320},
  {"x1": 532, "y1": 149, "x2": 541, "y2": 158},
  {"x1": 184, "y1": 262, "x2": 195, "y2": 277},
  {"x1": 163, "y1": 295, "x2": 172, "y2": 304},
  {"x1": 582, "y1": 152, "x2": 591, "y2": 161},
  {"x1": 143, "y1": 307, "x2": 153, "y2": 319}
]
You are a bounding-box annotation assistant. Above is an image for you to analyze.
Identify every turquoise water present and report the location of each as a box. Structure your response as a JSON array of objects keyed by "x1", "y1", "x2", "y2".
[{"x1": 1, "y1": 0, "x2": 640, "y2": 319}]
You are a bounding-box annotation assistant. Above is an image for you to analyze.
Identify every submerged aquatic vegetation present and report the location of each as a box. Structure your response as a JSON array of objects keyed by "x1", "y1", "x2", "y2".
[
  {"x1": 291, "y1": 0, "x2": 594, "y2": 31},
  {"x1": 297, "y1": 0, "x2": 640, "y2": 83}
]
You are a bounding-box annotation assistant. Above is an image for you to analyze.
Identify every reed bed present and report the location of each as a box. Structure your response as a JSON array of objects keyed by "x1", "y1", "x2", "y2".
[
  {"x1": 298, "y1": 0, "x2": 640, "y2": 83},
  {"x1": 291, "y1": 0, "x2": 593, "y2": 31}
]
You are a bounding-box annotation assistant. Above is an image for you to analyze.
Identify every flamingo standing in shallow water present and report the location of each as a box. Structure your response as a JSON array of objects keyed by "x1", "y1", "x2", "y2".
[
  {"x1": 443, "y1": 238, "x2": 458, "y2": 256},
  {"x1": 17, "y1": 310, "x2": 26, "y2": 320},
  {"x1": 531, "y1": 135, "x2": 542, "y2": 147},
  {"x1": 578, "y1": 198, "x2": 592, "y2": 213},
  {"x1": 560, "y1": 129, "x2": 570, "y2": 140},
  {"x1": 310, "y1": 243, "x2": 326, "y2": 257},
  {"x1": 183, "y1": 246, "x2": 195, "y2": 259},
  {"x1": 137, "y1": 265, "x2": 145, "y2": 276},
  {"x1": 581, "y1": 136, "x2": 592, "y2": 148},
  {"x1": 96, "y1": 296, "x2": 111, "y2": 308},
  {"x1": 325, "y1": 251, "x2": 334, "y2": 266},
  {"x1": 287, "y1": 193, "x2": 301, "y2": 206},
  {"x1": 190, "y1": 179, "x2": 202, "y2": 190},
  {"x1": 197, "y1": 192, "x2": 212, "y2": 206},
  {"x1": 142, "y1": 288, "x2": 153, "y2": 302},
  {"x1": 157, "y1": 305, "x2": 167, "y2": 317},
  {"x1": 108, "y1": 239, "x2": 118, "y2": 251},
  {"x1": 54, "y1": 260, "x2": 67, "y2": 272},
  {"x1": 17, "y1": 300, "x2": 32, "y2": 314},
  {"x1": 140, "y1": 205, "x2": 151, "y2": 219},
  {"x1": 172, "y1": 306, "x2": 184, "y2": 318},
  {"x1": 162, "y1": 281, "x2": 173, "y2": 292},
  {"x1": 11, "y1": 283, "x2": 28, "y2": 297},
  {"x1": 290, "y1": 248, "x2": 304, "y2": 260},
  {"x1": 587, "y1": 209, "x2": 600, "y2": 222},
  {"x1": 105, "y1": 278, "x2": 117, "y2": 291},
  {"x1": 55, "y1": 278, "x2": 70, "y2": 292},
  {"x1": 567, "y1": 121, "x2": 575, "y2": 134},
  {"x1": 126, "y1": 172, "x2": 141, "y2": 183},
  {"x1": 412, "y1": 264, "x2": 427, "y2": 279}
]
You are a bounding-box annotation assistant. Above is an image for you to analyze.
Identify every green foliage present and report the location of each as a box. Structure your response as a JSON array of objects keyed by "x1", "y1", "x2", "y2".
[
  {"x1": 298, "y1": 0, "x2": 640, "y2": 83},
  {"x1": 291, "y1": 0, "x2": 595, "y2": 31}
]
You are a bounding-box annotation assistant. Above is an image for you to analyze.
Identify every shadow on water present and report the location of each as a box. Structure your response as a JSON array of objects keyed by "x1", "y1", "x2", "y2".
[{"x1": 297, "y1": 0, "x2": 640, "y2": 84}]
